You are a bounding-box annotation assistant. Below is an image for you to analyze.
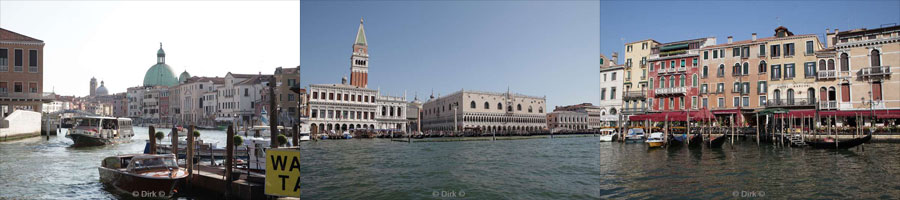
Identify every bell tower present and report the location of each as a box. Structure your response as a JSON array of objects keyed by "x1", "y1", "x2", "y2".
[{"x1": 350, "y1": 18, "x2": 369, "y2": 88}]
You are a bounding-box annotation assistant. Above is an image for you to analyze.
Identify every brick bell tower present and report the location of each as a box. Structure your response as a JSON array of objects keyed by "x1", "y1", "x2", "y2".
[{"x1": 350, "y1": 18, "x2": 369, "y2": 88}]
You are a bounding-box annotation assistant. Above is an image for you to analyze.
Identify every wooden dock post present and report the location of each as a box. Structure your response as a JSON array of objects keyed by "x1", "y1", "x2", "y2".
[
  {"x1": 171, "y1": 127, "x2": 178, "y2": 158},
  {"x1": 269, "y1": 75, "x2": 280, "y2": 148},
  {"x1": 149, "y1": 126, "x2": 157, "y2": 154},
  {"x1": 756, "y1": 114, "x2": 760, "y2": 146},
  {"x1": 730, "y1": 115, "x2": 735, "y2": 150},
  {"x1": 187, "y1": 125, "x2": 195, "y2": 181},
  {"x1": 292, "y1": 125, "x2": 299, "y2": 147},
  {"x1": 225, "y1": 125, "x2": 234, "y2": 197}
]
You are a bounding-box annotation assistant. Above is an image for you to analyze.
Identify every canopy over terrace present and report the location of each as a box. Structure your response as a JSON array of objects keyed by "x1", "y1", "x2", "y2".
[
  {"x1": 771, "y1": 109, "x2": 900, "y2": 119},
  {"x1": 628, "y1": 109, "x2": 715, "y2": 122}
]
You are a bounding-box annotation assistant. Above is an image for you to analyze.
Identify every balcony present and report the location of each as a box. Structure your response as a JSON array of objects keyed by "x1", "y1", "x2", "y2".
[
  {"x1": 0, "y1": 92, "x2": 49, "y2": 101},
  {"x1": 659, "y1": 67, "x2": 687, "y2": 74},
  {"x1": 624, "y1": 91, "x2": 647, "y2": 100},
  {"x1": 857, "y1": 66, "x2": 892, "y2": 78},
  {"x1": 654, "y1": 87, "x2": 686, "y2": 96},
  {"x1": 766, "y1": 99, "x2": 816, "y2": 108},
  {"x1": 819, "y1": 100, "x2": 838, "y2": 110},
  {"x1": 817, "y1": 70, "x2": 836, "y2": 79}
]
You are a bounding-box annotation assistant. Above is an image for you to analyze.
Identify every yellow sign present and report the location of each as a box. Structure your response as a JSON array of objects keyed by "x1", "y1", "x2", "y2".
[{"x1": 265, "y1": 148, "x2": 301, "y2": 197}]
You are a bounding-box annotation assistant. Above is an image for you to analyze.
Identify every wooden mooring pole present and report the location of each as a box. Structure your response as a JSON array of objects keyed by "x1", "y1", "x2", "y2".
[
  {"x1": 148, "y1": 126, "x2": 157, "y2": 154},
  {"x1": 225, "y1": 125, "x2": 235, "y2": 197},
  {"x1": 171, "y1": 127, "x2": 178, "y2": 158},
  {"x1": 187, "y1": 125, "x2": 195, "y2": 181}
]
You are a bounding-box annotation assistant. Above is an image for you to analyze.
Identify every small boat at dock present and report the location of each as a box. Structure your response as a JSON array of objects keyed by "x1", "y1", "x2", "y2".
[
  {"x1": 707, "y1": 134, "x2": 728, "y2": 148},
  {"x1": 625, "y1": 128, "x2": 645, "y2": 143},
  {"x1": 98, "y1": 154, "x2": 187, "y2": 198},
  {"x1": 646, "y1": 132, "x2": 665, "y2": 148},
  {"x1": 806, "y1": 132, "x2": 872, "y2": 149},
  {"x1": 598, "y1": 128, "x2": 618, "y2": 142}
]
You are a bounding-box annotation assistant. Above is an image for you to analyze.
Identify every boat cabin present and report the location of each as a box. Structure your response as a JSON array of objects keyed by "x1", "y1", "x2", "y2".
[{"x1": 102, "y1": 154, "x2": 178, "y2": 172}]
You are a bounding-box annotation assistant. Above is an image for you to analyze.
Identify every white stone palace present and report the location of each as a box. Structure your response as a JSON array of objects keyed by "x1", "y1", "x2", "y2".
[{"x1": 421, "y1": 90, "x2": 547, "y2": 132}]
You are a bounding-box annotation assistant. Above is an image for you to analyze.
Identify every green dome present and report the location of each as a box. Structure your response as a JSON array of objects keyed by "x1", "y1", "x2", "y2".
[
  {"x1": 179, "y1": 71, "x2": 191, "y2": 83},
  {"x1": 143, "y1": 63, "x2": 179, "y2": 87}
]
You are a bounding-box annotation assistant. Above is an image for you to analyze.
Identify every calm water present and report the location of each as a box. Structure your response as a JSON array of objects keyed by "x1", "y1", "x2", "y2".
[
  {"x1": 0, "y1": 127, "x2": 602, "y2": 199},
  {"x1": 600, "y1": 139, "x2": 900, "y2": 199}
]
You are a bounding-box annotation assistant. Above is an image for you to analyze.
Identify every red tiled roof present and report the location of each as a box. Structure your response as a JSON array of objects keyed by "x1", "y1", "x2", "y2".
[{"x1": 0, "y1": 28, "x2": 43, "y2": 42}]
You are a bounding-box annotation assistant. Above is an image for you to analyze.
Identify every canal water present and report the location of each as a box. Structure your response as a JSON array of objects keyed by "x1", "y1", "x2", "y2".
[
  {"x1": 0, "y1": 127, "x2": 602, "y2": 199},
  {"x1": 600, "y1": 139, "x2": 900, "y2": 199}
]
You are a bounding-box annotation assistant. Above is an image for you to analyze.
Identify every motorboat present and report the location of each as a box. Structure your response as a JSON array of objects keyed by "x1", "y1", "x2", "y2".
[
  {"x1": 98, "y1": 154, "x2": 187, "y2": 198},
  {"x1": 299, "y1": 132, "x2": 310, "y2": 141},
  {"x1": 66, "y1": 116, "x2": 134, "y2": 147},
  {"x1": 646, "y1": 132, "x2": 665, "y2": 148},
  {"x1": 598, "y1": 128, "x2": 618, "y2": 142},
  {"x1": 625, "y1": 128, "x2": 645, "y2": 143}
]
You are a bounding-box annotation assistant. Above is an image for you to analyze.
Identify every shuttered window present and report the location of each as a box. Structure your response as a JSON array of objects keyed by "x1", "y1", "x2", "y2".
[
  {"x1": 841, "y1": 84, "x2": 850, "y2": 102},
  {"x1": 873, "y1": 82, "x2": 882, "y2": 101}
]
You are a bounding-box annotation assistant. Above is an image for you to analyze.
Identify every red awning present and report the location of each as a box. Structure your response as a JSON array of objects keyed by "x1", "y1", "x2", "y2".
[{"x1": 775, "y1": 109, "x2": 900, "y2": 118}]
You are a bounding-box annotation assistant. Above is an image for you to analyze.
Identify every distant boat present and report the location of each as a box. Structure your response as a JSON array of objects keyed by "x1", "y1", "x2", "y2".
[
  {"x1": 688, "y1": 133, "x2": 703, "y2": 148},
  {"x1": 668, "y1": 134, "x2": 686, "y2": 148},
  {"x1": 342, "y1": 131, "x2": 352, "y2": 139},
  {"x1": 299, "y1": 132, "x2": 311, "y2": 141},
  {"x1": 66, "y1": 116, "x2": 134, "y2": 147},
  {"x1": 646, "y1": 132, "x2": 665, "y2": 148},
  {"x1": 98, "y1": 154, "x2": 187, "y2": 198},
  {"x1": 806, "y1": 132, "x2": 872, "y2": 149},
  {"x1": 598, "y1": 128, "x2": 618, "y2": 142}
]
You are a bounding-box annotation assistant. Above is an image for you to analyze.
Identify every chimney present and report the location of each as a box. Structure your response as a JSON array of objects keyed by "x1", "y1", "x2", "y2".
[
  {"x1": 826, "y1": 28, "x2": 830, "y2": 34},
  {"x1": 611, "y1": 52, "x2": 618, "y2": 65},
  {"x1": 834, "y1": 29, "x2": 839, "y2": 34},
  {"x1": 727, "y1": 36, "x2": 733, "y2": 44},
  {"x1": 751, "y1": 33, "x2": 757, "y2": 41}
]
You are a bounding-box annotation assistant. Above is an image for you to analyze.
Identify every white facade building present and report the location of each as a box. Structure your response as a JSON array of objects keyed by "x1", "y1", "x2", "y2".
[
  {"x1": 599, "y1": 64, "x2": 625, "y2": 126},
  {"x1": 376, "y1": 94, "x2": 407, "y2": 130},
  {"x1": 421, "y1": 90, "x2": 547, "y2": 132},
  {"x1": 305, "y1": 82, "x2": 378, "y2": 134},
  {"x1": 547, "y1": 111, "x2": 589, "y2": 132}
]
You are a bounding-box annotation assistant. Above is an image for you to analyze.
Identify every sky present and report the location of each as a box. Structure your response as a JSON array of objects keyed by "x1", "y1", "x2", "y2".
[
  {"x1": 600, "y1": 0, "x2": 900, "y2": 65},
  {"x1": 300, "y1": 1, "x2": 601, "y2": 109},
  {"x1": 0, "y1": 1, "x2": 299, "y2": 96}
]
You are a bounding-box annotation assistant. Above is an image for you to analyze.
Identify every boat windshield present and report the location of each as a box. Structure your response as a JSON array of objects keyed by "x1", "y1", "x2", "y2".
[
  {"x1": 74, "y1": 118, "x2": 101, "y2": 129},
  {"x1": 131, "y1": 157, "x2": 178, "y2": 170}
]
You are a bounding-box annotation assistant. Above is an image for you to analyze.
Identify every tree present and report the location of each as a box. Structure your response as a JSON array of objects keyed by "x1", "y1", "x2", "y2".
[
  {"x1": 276, "y1": 134, "x2": 288, "y2": 147},
  {"x1": 155, "y1": 131, "x2": 165, "y2": 142},
  {"x1": 193, "y1": 130, "x2": 201, "y2": 138}
]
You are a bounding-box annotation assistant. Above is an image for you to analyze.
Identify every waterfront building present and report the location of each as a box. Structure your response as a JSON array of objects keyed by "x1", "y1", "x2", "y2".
[
  {"x1": 824, "y1": 25, "x2": 900, "y2": 125},
  {"x1": 376, "y1": 94, "x2": 407, "y2": 130},
  {"x1": 126, "y1": 86, "x2": 144, "y2": 119},
  {"x1": 421, "y1": 90, "x2": 547, "y2": 132},
  {"x1": 553, "y1": 103, "x2": 604, "y2": 129},
  {"x1": 406, "y1": 97, "x2": 423, "y2": 133},
  {"x1": 306, "y1": 80, "x2": 378, "y2": 134},
  {"x1": 648, "y1": 37, "x2": 716, "y2": 113},
  {"x1": 622, "y1": 39, "x2": 660, "y2": 116},
  {"x1": 699, "y1": 32, "x2": 775, "y2": 123},
  {"x1": 754, "y1": 27, "x2": 823, "y2": 116},
  {"x1": 273, "y1": 66, "x2": 304, "y2": 124},
  {"x1": 546, "y1": 111, "x2": 588, "y2": 131},
  {"x1": 215, "y1": 72, "x2": 269, "y2": 125},
  {"x1": 0, "y1": 28, "x2": 47, "y2": 115},
  {"x1": 349, "y1": 18, "x2": 369, "y2": 88},
  {"x1": 172, "y1": 76, "x2": 223, "y2": 126},
  {"x1": 599, "y1": 57, "x2": 624, "y2": 126}
]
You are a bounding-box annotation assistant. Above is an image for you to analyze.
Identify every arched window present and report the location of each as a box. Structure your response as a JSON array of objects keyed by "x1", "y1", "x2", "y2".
[
  {"x1": 610, "y1": 108, "x2": 617, "y2": 115},
  {"x1": 828, "y1": 59, "x2": 835, "y2": 70},
  {"x1": 807, "y1": 88, "x2": 815, "y2": 103},
  {"x1": 759, "y1": 61, "x2": 767, "y2": 73},
  {"x1": 774, "y1": 89, "x2": 782, "y2": 102},
  {"x1": 669, "y1": 76, "x2": 675, "y2": 88},
  {"x1": 871, "y1": 49, "x2": 881, "y2": 67},
  {"x1": 679, "y1": 75, "x2": 685, "y2": 87},
  {"x1": 718, "y1": 64, "x2": 725, "y2": 77},
  {"x1": 470, "y1": 101, "x2": 476, "y2": 109},
  {"x1": 528, "y1": 106, "x2": 533, "y2": 113},
  {"x1": 787, "y1": 89, "x2": 795, "y2": 105},
  {"x1": 818, "y1": 60, "x2": 826, "y2": 71},
  {"x1": 539, "y1": 107, "x2": 543, "y2": 113},
  {"x1": 517, "y1": 104, "x2": 522, "y2": 111},
  {"x1": 659, "y1": 77, "x2": 666, "y2": 88},
  {"x1": 840, "y1": 53, "x2": 849, "y2": 71},
  {"x1": 733, "y1": 63, "x2": 741, "y2": 75},
  {"x1": 497, "y1": 103, "x2": 503, "y2": 110},
  {"x1": 743, "y1": 62, "x2": 749, "y2": 75},
  {"x1": 507, "y1": 105, "x2": 513, "y2": 112},
  {"x1": 702, "y1": 66, "x2": 709, "y2": 77},
  {"x1": 692, "y1": 74, "x2": 698, "y2": 87},
  {"x1": 484, "y1": 102, "x2": 490, "y2": 109}
]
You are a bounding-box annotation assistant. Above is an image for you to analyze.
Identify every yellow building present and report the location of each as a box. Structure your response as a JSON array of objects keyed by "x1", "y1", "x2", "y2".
[
  {"x1": 761, "y1": 27, "x2": 823, "y2": 110},
  {"x1": 622, "y1": 39, "x2": 660, "y2": 116}
]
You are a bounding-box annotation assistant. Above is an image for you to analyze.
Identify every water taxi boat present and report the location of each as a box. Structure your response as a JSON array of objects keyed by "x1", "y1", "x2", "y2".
[
  {"x1": 625, "y1": 128, "x2": 645, "y2": 143},
  {"x1": 598, "y1": 128, "x2": 618, "y2": 142},
  {"x1": 66, "y1": 116, "x2": 134, "y2": 147},
  {"x1": 646, "y1": 132, "x2": 665, "y2": 148},
  {"x1": 98, "y1": 154, "x2": 187, "y2": 198}
]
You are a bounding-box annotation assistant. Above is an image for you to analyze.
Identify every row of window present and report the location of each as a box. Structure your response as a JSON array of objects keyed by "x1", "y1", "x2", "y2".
[
  {"x1": 701, "y1": 41, "x2": 815, "y2": 60},
  {"x1": 466, "y1": 101, "x2": 543, "y2": 113},
  {"x1": 0, "y1": 82, "x2": 38, "y2": 93},
  {"x1": 601, "y1": 87, "x2": 617, "y2": 100},
  {"x1": 650, "y1": 58, "x2": 698, "y2": 71},
  {"x1": 311, "y1": 109, "x2": 377, "y2": 120},
  {"x1": 650, "y1": 82, "x2": 885, "y2": 110},
  {"x1": 0, "y1": 49, "x2": 39, "y2": 73},
  {"x1": 311, "y1": 91, "x2": 376, "y2": 103}
]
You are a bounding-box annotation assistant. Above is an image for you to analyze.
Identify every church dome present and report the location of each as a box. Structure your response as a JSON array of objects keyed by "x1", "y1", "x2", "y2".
[
  {"x1": 179, "y1": 70, "x2": 191, "y2": 83},
  {"x1": 96, "y1": 81, "x2": 109, "y2": 96},
  {"x1": 144, "y1": 63, "x2": 178, "y2": 87},
  {"x1": 143, "y1": 43, "x2": 179, "y2": 87}
]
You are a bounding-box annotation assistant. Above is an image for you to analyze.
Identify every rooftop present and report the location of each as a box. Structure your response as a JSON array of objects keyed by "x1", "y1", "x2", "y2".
[{"x1": 0, "y1": 28, "x2": 43, "y2": 43}]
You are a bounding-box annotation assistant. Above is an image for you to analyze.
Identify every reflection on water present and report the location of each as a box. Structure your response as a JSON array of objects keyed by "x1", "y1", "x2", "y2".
[{"x1": 600, "y1": 140, "x2": 900, "y2": 199}]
